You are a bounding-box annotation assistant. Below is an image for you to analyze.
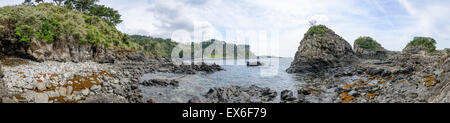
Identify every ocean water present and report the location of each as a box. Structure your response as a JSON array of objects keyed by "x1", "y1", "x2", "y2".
[{"x1": 140, "y1": 58, "x2": 306, "y2": 103}]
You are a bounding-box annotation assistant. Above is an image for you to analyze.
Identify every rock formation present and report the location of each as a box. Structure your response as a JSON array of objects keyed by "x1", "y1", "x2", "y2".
[
  {"x1": 353, "y1": 36, "x2": 388, "y2": 59},
  {"x1": 0, "y1": 61, "x2": 3, "y2": 78},
  {"x1": 428, "y1": 55, "x2": 450, "y2": 102},
  {"x1": 1, "y1": 39, "x2": 148, "y2": 63},
  {"x1": 192, "y1": 85, "x2": 278, "y2": 103},
  {"x1": 403, "y1": 37, "x2": 437, "y2": 54},
  {"x1": 286, "y1": 25, "x2": 358, "y2": 74}
]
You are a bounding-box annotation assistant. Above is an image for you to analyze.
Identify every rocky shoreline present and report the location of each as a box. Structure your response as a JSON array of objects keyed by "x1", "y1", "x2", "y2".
[
  {"x1": 279, "y1": 25, "x2": 450, "y2": 103},
  {"x1": 1, "y1": 25, "x2": 449, "y2": 103},
  {"x1": 0, "y1": 57, "x2": 224, "y2": 103}
]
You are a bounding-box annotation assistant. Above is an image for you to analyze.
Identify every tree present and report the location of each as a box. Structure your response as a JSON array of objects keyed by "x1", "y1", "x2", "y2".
[
  {"x1": 35, "y1": 0, "x2": 44, "y2": 3},
  {"x1": 23, "y1": 0, "x2": 44, "y2": 5},
  {"x1": 53, "y1": 0, "x2": 65, "y2": 6},
  {"x1": 23, "y1": 0, "x2": 33, "y2": 5},
  {"x1": 89, "y1": 5, "x2": 123, "y2": 25},
  {"x1": 71, "y1": 0, "x2": 99, "y2": 12},
  {"x1": 308, "y1": 19, "x2": 317, "y2": 27}
]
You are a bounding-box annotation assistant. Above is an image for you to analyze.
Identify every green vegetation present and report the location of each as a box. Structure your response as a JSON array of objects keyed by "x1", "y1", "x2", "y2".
[
  {"x1": 22, "y1": 0, "x2": 122, "y2": 25},
  {"x1": 305, "y1": 25, "x2": 334, "y2": 37},
  {"x1": 130, "y1": 35, "x2": 178, "y2": 57},
  {"x1": 407, "y1": 37, "x2": 437, "y2": 53},
  {"x1": 0, "y1": 3, "x2": 139, "y2": 50},
  {"x1": 355, "y1": 36, "x2": 382, "y2": 50}
]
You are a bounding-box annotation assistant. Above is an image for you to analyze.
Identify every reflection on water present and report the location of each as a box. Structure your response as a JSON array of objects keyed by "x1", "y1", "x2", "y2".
[{"x1": 140, "y1": 58, "x2": 306, "y2": 103}]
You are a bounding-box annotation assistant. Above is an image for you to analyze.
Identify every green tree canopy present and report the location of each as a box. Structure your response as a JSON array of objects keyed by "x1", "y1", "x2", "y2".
[
  {"x1": 355, "y1": 36, "x2": 382, "y2": 50},
  {"x1": 22, "y1": 0, "x2": 122, "y2": 25},
  {"x1": 89, "y1": 5, "x2": 122, "y2": 25},
  {"x1": 407, "y1": 37, "x2": 437, "y2": 53}
]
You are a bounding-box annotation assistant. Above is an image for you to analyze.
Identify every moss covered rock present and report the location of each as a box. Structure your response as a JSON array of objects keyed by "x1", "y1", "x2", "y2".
[
  {"x1": 403, "y1": 37, "x2": 437, "y2": 54},
  {"x1": 354, "y1": 36, "x2": 387, "y2": 59},
  {"x1": 287, "y1": 25, "x2": 358, "y2": 74},
  {"x1": 0, "y1": 4, "x2": 144, "y2": 62}
]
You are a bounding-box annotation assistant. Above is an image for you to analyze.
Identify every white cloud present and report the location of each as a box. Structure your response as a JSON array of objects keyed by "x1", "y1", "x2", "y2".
[{"x1": 2, "y1": 0, "x2": 450, "y2": 57}]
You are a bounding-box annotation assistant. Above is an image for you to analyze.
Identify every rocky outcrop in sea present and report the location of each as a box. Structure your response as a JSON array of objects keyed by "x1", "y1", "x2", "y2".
[
  {"x1": 286, "y1": 25, "x2": 449, "y2": 103},
  {"x1": 189, "y1": 85, "x2": 278, "y2": 103},
  {"x1": 286, "y1": 25, "x2": 358, "y2": 74}
]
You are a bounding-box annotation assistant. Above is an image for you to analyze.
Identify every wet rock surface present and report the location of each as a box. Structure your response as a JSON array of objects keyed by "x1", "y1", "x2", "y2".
[
  {"x1": 191, "y1": 85, "x2": 278, "y2": 103},
  {"x1": 141, "y1": 79, "x2": 179, "y2": 88},
  {"x1": 0, "y1": 57, "x2": 223, "y2": 103}
]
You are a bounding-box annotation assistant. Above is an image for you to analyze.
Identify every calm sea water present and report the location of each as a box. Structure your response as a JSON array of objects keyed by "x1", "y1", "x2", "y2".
[{"x1": 140, "y1": 58, "x2": 306, "y2": 103}]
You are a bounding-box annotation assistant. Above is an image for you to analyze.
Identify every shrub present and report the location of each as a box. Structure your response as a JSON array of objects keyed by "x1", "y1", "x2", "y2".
[
  {"x1": 305, "y1": 25, "x2": 334, "y2": 37},
  {"x1": 407, "y1": 37, "x2": 437, "y2": 53},
  {"x1": 354, "y1": 36, "x2": 382, "y2": 50},
  {"x1": 0, "y1": 3, "x2": 139, "y2": 50}
]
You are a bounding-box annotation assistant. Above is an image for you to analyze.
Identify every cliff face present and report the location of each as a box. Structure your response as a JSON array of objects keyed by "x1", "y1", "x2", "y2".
[
  {"x1": 286, "y1": 25, "x2": 358, "y2": 74},
  {"x1": 429, "y1": 55, "x2": 450, "y2": 102},
  {"x1": 353, "y1": 36, "x2": 388, "y2": 59},
  {"x1": 0, "y1": 4, "x2": 146, "y2": 63},
  {"x1": 20, "y1": 39, "x2": 146, "y2": 63}
]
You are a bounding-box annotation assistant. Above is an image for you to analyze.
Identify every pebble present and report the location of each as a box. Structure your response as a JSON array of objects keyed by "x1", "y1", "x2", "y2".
[
  {"x1": 58, "y1": 87, "x2": 67, "y2": 96},
  {"x1": 36, "y1": 82, "x2": 47, "y2": 91},
  {"x1": 81, "y1": 89, "x2": 90, "y2": 96},
  {"x1": 66, "y1": 86, "x2": 73, "y2": 96},
  {"x1": 34, "y1": 93, "x2": 49, "y2": 103}
]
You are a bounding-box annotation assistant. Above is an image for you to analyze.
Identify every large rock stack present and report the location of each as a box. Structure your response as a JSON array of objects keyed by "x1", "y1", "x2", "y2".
[
  {"x1": 286, "y1": 25, "x2": 358, "y2": 74},
  {"x1": 353, "y1": 36, "x2": 388, "y2": 59}
]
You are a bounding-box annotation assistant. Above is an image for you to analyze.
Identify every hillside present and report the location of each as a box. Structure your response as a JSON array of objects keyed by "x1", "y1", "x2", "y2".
[
  {"x1": 177, "y1": 39, "x2": 257, "y2": 59},
  {"x1": 0, "y1": 3, "x2": 143, "y2": 62},
  {"x1": 129, "y1": 35, "x2": 178, "y2": 58},
  {"x1": 129, "y1": 36, "x2": 256, "y2": 59}
]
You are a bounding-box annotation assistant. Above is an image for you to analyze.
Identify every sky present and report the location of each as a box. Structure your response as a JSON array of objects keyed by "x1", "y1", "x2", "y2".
[{"x1": 1, "y1": 0, "x2": 450, "y2": 57}]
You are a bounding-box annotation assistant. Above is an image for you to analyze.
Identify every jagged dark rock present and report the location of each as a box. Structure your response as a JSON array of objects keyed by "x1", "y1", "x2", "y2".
[
  {"x1": 169, "y1": 62, "x2": 224, "y2": 74},
  {"x1": 141, "y1": 79, "x2": 180, "y2": 88},
  {"x1": 198, "y1": 85, "x2": 277, "y2": 103},
  {"x1": 286, "y1": 25, "x2": 358, "y2": 74},
  {"x1": 281, "y1": 90, "x2": 297, "y2": 102}
]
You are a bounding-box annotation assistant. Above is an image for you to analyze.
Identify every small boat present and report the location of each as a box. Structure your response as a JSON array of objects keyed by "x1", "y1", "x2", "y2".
[{"x1": 247, "y1": 61, "x2": 263, "y2": 67}]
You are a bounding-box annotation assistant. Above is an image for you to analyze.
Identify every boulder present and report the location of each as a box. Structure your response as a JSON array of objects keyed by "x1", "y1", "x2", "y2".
[
  {"x1": 287, "y1": 25, "x2": 358, "y2": 74},
  {"x1": 353, "y1": 36, "x2": 388, "y2": 59},
  {"x1": 201, "y1": 85, "x2": 277, "y2": 103},
  {"x1": 281, "y1": 90, "x2": 297, "y2": 102}
]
